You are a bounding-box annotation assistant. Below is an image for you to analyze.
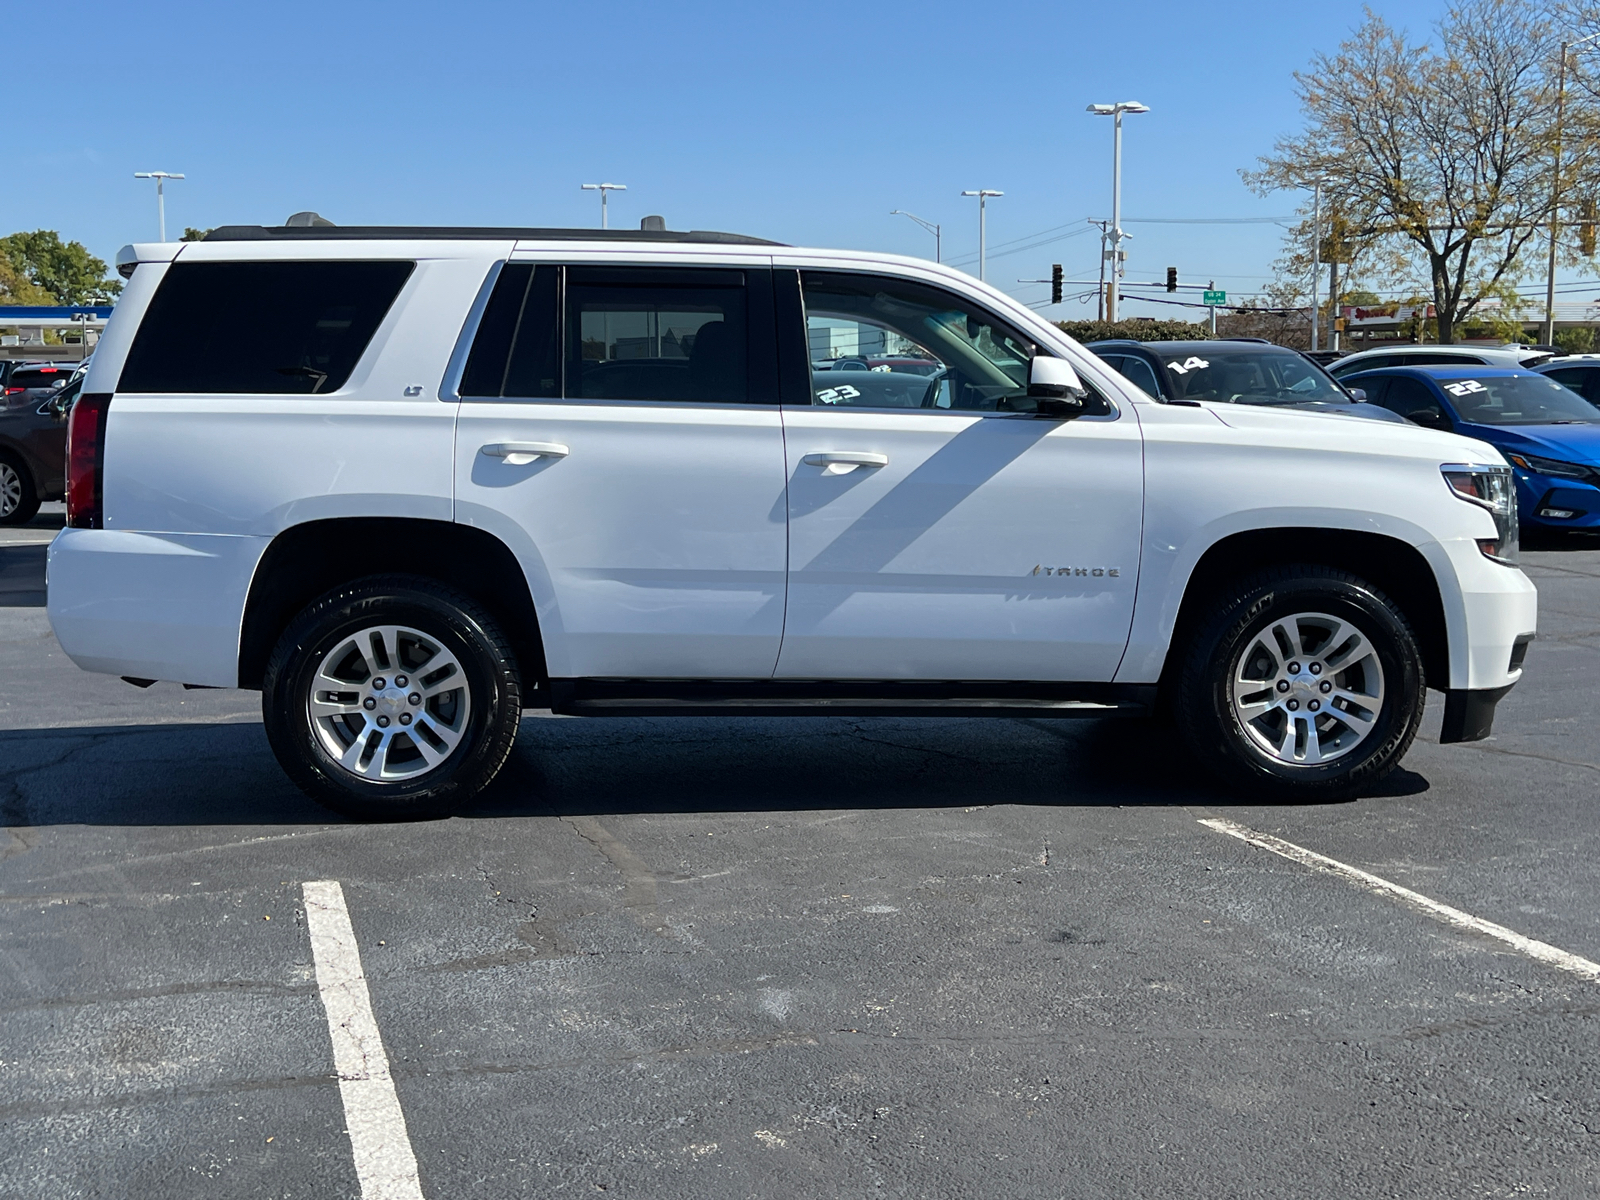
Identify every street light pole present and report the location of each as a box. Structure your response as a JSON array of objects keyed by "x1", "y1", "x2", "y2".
[
  {"x1": 1087, "y1": 102, "x2": 1150, "y2": 323},
  {"x1": 960, "y1": 190, "x2": 1003, "y2": 280},
  {"x1": 133, "y1": 171, "x2": 185, "y2": 242},
  {"x1": 581, "y1": 182, "x2": 627, "y2": 230},
  {"x1": 890, "y1": 210, "x2": 941, "y2": 262},
  {"x1": 1544, "y1": 33, "x2": 1600, "y2": 345}
]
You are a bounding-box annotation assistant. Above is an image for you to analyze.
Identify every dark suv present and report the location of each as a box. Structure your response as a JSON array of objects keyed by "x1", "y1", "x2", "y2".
[
  {"x1": 0, "y1": 371, "x2": 75, "y2": 524},
  {"x1": 1087, "y1": 339, "x2": 1404, "y2": 422}
]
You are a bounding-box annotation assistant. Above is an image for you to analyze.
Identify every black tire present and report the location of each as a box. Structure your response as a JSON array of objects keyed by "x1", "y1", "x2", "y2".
[
  {"x1": 0, "y1": 452, "x2": 40, "y2": 526},
  {"x1": 262, "y1": 575, "x2": 521, "y2": 819},
  {"x1": 1174, "y1": 565, "x2": 1424, "y2": 800}
]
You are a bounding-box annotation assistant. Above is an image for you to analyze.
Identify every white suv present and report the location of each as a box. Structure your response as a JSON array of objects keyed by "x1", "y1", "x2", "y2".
[{"x1": 49, "y1": 221, "x2": 1537, "y2": 816}]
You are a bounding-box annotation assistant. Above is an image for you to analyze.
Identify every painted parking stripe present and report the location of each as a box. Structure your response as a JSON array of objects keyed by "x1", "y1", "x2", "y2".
[
  {"x1": 303, "y1": 880, "x2": 426, "y2": 1200},
  {"x1": 1199, "y1": 819, "x2": 1600, "y2": 983}
]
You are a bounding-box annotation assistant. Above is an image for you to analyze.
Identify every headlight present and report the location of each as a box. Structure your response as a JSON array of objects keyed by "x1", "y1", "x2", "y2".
[
  {"x1": 1505, "y1": 451, "x2": 1600, "y2": 485},
  {"x1": 1442, "y1": 464, "x2": 1518, "y2": 565}
]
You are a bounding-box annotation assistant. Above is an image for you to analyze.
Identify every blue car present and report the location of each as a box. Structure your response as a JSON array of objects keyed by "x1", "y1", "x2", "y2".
[{"x1": 1342, "y1": 365, "x2": 1600, "y2": 531}]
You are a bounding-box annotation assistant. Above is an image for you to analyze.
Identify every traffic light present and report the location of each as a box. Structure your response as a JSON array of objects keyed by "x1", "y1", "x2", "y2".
[
  {"x1": 1051, "y1": 264, "x2": 1063, "y2": 305},
  {"x1": 1166, "y1": 266, "x2": 1178, "y2": 293}
]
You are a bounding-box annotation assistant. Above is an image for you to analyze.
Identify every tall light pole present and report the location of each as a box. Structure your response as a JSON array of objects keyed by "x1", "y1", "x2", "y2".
[
  {"x1": 133, "y1": 171, "x2": 184, "y2": 242},
  {"x1": 1087, "y1": 101, "x2": 1149, "y2": 322},
  {"x1": 960, "y1": 189, "x2": 1003, "y2": 281},
  {"x1": 890, "y1": 209, "x2": 941, "y2": 262},
  {"x1": 1544, "y1": 33, "x2": 1600, "y2": 345},
  {"x1": 581, "y1": 182, "x2": 627, "y2": 230}
]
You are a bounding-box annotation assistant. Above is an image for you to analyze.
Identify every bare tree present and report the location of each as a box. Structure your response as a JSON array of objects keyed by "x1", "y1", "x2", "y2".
[{"x1": 1249, "y1": 1, "x2": 1583, "y2": 344}]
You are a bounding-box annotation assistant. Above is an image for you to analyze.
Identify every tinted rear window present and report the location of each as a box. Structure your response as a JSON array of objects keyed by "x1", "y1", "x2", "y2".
[
  {"x1": 9, "y1": 367, "x2": 70, "y2": 388},
  {"x1": 118, "y1": 260, "x2": 414, "y2": 394}
]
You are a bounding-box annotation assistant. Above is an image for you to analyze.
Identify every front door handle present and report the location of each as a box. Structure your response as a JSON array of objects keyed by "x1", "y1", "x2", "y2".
[
  {"x1": 480, "y1": 441, "x2": 569, "y2": 466},
  {"x1": 803, "y1": 451, "x2": 889, "y2": 476}
]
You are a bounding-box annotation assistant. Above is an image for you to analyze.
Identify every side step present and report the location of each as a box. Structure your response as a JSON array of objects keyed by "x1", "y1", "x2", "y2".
[{"x1": 547, "y1": 679, "x2": 1157, "y2": 719}]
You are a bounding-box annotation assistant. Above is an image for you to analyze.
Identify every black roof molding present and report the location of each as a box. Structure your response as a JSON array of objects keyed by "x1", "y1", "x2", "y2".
[{"x1": 203, "y1": 225, "x2": 784, "y2": 246}]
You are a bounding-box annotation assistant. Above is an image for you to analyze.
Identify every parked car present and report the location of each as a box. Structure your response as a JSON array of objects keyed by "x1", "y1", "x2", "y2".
[
  {"x1": 1532, "y1": 353, "x2": 1600, "y2": 409},
  {"x1": 1328, "y1": 344, "x2": 1552, "y2": 379},
  {"x1": 0, "y1": 374, "x2": 73, "y2": 524},
  {"x1": 1342, "y1": 365, "x2": 1600, "y2": 531},
  {"x1": 1087, "y1": 338, "x2": 1407, "y2": 423},
  {"x1": 49, "y1": 222, "x2": 1535, "y2": 816}
]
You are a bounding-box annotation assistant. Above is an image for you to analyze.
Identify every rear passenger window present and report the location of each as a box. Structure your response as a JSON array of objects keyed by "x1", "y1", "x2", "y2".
[
  {"x1": 566, "y1": 267, "x2": 747, "y2": 404},
  {"x1": 118, "y1": 261, "x2": 414, "y2": 394},
  {"x1": 459, "y1": 264, "x2": 560, "y2": 399}
]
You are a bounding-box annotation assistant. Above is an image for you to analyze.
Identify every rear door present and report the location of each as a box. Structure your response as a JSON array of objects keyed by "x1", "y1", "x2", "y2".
[
  {"x1": 774, "y1": 268, "x2": 1143, "y2": 682},
  {"x1": 453, "y1": 261, "x2": 789, "y2": 680}
]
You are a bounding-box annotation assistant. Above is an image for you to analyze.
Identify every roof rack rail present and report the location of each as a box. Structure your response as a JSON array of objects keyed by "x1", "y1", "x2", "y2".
[{"x1": 203, "y1": 224, "x2": 784, "y2": 246}]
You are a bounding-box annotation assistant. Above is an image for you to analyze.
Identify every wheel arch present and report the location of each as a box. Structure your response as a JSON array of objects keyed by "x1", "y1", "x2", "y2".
[
  {"x1": 237, "y1": 517, "x2": 546, "y2": 692},
  {"x1": 1159, "y1": 527, "x2": 1450, "y2": 695}
]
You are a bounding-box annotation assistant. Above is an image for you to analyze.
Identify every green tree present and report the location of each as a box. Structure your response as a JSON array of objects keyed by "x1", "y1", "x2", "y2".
[
  {"x1": 1249, "y1": 1, "x2": 1582, "y2": 344},
  {"x1": 1056, "y1": 318, "x2": 1211, "y2": 342},
  {"x1": 0, "y1": 230, "x2": 122, "y2": 304},
  {"x1": 0, "y1": 257, "x2": 55, "y2": 305},
  {"x1": 181, "y1": 227, "x2": 214, "y2": 242}
]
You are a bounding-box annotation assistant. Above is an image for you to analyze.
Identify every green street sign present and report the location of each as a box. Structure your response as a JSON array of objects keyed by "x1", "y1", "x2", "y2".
[{"x1": 1203, "y1": 290, "x2": 1226, "y2": 305}]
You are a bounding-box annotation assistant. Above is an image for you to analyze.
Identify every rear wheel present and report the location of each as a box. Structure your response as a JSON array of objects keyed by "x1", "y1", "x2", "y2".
[
  {"x1": 262, "y1": 576, "x2": 521, "y2": 818},
  {"x1": 1175, "y1": 566, "x2": 1424, "y2": 800},
  {"x1": 0, "y1": 454, "x2": 40, "y2": 525}
]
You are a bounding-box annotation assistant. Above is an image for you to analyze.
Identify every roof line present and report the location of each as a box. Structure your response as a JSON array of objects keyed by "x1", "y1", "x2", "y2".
[{"x1": 203, "y1": 225, "x2": 785, "y2": 247}]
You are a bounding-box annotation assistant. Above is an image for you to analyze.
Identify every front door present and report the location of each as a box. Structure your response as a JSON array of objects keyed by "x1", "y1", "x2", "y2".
[
  {"x1": 454, "y1": 262, "x2": 789, "y2": 679},
  {"x1": 776, "y1": 269, "x2": 1143, "y2": 682}
]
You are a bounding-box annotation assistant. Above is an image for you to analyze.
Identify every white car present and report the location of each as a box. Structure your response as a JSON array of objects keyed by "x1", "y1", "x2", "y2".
[
  {"x1": 1329, "y1": 343, "x2": 1553, "y2": 379},
  {"x1": 48, "y1": 220, "x2": 1537, "y2": 816}
]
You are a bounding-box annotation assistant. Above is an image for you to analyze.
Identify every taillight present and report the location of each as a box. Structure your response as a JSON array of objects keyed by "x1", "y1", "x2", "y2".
[
  {"x1": 3, "y1": 387, "x2": 21, "y2": 397},
  {"x1": 67, "y1": 392, "x2": 112, "y2": 529}
]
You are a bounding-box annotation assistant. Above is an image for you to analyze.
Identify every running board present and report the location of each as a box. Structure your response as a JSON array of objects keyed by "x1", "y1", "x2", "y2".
[{"x1": 546, "y1": 679, "x2": 1157, "y2": 719}]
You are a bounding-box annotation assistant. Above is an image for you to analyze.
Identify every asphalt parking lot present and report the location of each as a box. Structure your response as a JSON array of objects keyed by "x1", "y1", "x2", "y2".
[{"x1": 3, "y1": 504, "x2": 1598, "y2": 1199}]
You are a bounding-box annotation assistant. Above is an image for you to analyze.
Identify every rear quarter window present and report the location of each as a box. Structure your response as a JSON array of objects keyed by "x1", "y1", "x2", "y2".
[{"x1": 117, "y1": 260, "x2": 415, "y2": 394}]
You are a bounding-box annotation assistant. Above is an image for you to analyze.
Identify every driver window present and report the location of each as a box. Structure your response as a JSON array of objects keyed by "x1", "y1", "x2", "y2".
[
  {"x1": 1377, "y1": 376, "x2": 1448, "y2": 426},
  {"x1": 799, "y1": 271, "x2": 1038, "y2": 412}
]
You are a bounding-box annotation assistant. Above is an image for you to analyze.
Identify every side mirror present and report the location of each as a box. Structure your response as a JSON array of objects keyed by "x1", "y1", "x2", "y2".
[
  {"x1": 1028, "y1": 356, "x2": 1088, "y2": 419},
  {"x1": 1345, "y1": 387, "x2": 1367, "y2": 402},
  {"x1": 1410, "y1": 408, "x2": 1451, "y2": 431}
]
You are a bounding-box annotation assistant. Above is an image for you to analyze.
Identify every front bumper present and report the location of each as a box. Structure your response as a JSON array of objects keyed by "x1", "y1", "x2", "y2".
[{"x1": 1439, "y1": 683, "x2": 1516, "y2": 743}]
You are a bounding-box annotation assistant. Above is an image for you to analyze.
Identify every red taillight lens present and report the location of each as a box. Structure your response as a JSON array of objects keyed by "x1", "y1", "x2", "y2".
[
  {"x1": 67, "y1": 392, "x2": 112, "y2": 529},
  {"x1": 3, "y1": 387, "x2": 22, "y2": 397}
]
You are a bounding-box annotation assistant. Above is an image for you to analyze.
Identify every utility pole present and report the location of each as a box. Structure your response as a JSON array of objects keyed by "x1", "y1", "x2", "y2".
[
  {"x1": 1544, "y1": 34, "x2": 1600, "y2": 345},
  {"x1": 1091, "y1": 219, "x2": 1110, "y2": 321},
  {"x1": 1310, "y1": 182, "x2": 1322, "y2": 352},
  {"x1": 1209, "y1": 280, "x2": 1218, "y2": 336},
  {"x1": 890, "y1": 210, "x2": 942, "y2": 262},
  {"x1": 960, "y1": 190, "x2": 1003, "y2": 281},
  {"x1": 133, "y1": 171, "x2": 184, "y2": 242},
  {"x1": 1329, "y1": 257, "x2": 1341, "y2": 351},
  {"x1": 581, "y1": 182, "x2": 627, "y2": 229},
  {"x1": 1087, "y1": 102, "x2": 1150, "y2": 323}
]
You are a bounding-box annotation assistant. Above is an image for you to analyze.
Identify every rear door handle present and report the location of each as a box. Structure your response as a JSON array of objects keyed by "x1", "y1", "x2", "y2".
[
  {"x1": 480, "y1": 441, "x2": 569, "y2": 465},
  {"x1": 803, "y1": 451, "x2": 889, "y2": 476}
]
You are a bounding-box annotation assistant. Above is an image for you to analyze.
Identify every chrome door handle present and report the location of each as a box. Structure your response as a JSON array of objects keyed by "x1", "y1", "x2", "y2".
[
  {"x1": 480, "y1": 441, "x2": 569, "y2": 466},
  {"x1": 803, "y1": 451, "x2": 888, "y2": 476}
]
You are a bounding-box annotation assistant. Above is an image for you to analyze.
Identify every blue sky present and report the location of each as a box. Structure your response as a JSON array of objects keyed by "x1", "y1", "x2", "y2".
[{"x1": 19, "y1": 0, "x2": 1453, "y2": 318}]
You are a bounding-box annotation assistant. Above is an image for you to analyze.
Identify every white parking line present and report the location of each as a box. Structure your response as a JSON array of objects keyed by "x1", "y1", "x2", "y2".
[
  {"x1": 303, "y1": 880, "x2": 426, "y2": 1200},
  {"x1": 1199, "y1": 818, "x2": 1600, "y2": 983}
]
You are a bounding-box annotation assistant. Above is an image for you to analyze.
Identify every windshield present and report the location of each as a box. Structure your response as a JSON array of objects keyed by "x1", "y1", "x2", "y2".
[
  {"x1": 1163, "y1": 350, "x2": 1347, "y2": 405},
  {"x1": 1440, "y1": 375, "x2": 1599, "y2": 426}
]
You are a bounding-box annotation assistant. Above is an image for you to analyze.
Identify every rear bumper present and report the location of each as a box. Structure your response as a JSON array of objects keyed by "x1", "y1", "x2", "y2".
[{"x1": 46, "y1": 528, "x2": 268, "y2": 687}]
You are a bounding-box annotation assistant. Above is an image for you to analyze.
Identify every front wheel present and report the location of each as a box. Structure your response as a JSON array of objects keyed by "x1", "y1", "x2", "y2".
[
  {"x1": 1174, "y1": 566, "x2": 1424, "y2": 800},
  {"x1": 262, "y1": 576, "x2": 521, "y2": 818}
]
